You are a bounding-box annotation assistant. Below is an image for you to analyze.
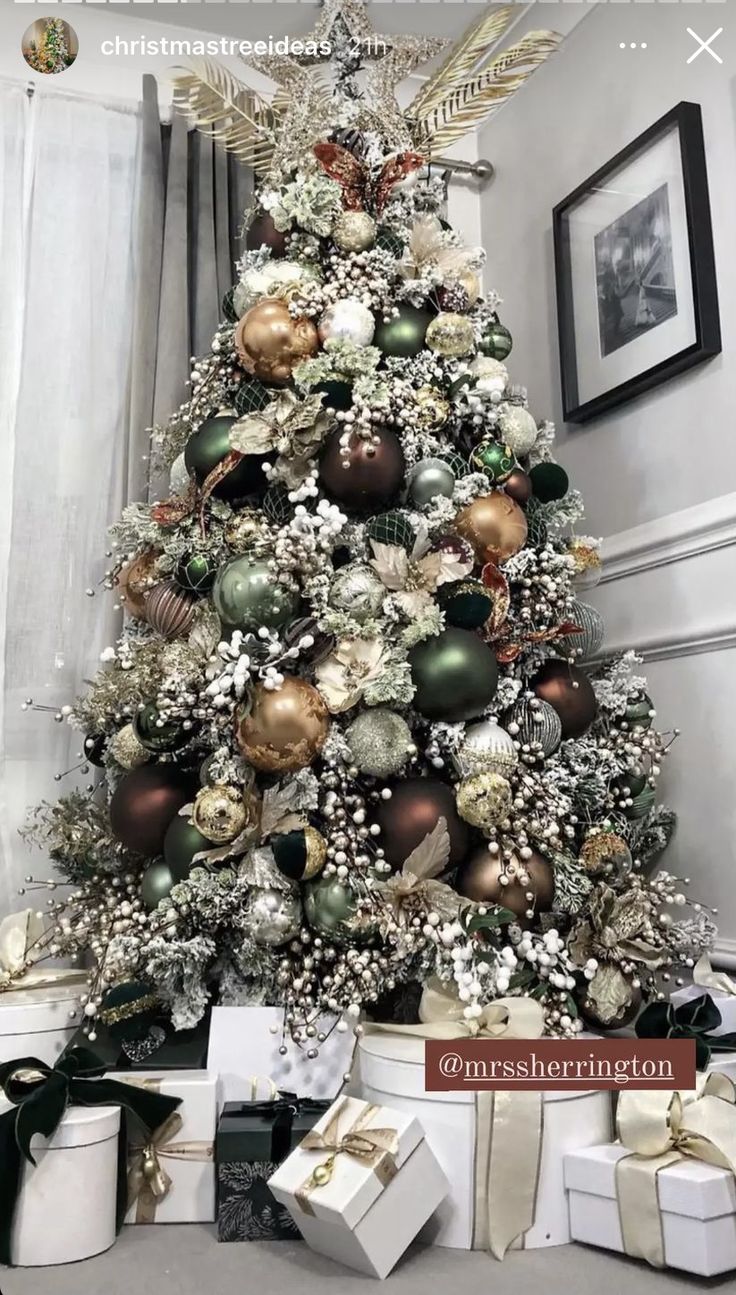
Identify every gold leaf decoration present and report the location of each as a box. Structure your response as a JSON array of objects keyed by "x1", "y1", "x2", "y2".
[
  {"x1": 170, "y1": 59, "x2": 279, "y2": 172},
  {"x1": 406, "y1": 4, "x2": 517, "y2": 122}
]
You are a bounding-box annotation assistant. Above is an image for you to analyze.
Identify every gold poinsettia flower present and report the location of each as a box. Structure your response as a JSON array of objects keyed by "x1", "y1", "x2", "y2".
[
  {"x1": 399, "y1": 214, "x2": 482, "y2": 299},
  {"x1": 369, "y1": 533, "x2": 473, "y2": 618},
  {"x1": 230, "y1": 391, "x2": 332, "y2": 488},
  {"x1": 314, "y1": 637, "x2": 386, "y2": 714},
  {"x1": 378, "y1": 819, "x2": 461, "y2": 936}
]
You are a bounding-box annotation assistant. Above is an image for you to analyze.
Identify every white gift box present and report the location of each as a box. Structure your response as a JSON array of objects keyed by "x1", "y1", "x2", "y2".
[
  {"x1": 0, "y1": 1098, "x2": 120, "y2": 1266},
  {"x1": 670, "y1": 983, "x2": 736, "y2": 1035},
  {"x1": 565, "y1": 1142, "x2": 736, "y2": 1276},
  {"x1": 111, "y1": 1069, "x2": 216, "y2": 1223},
  {"x1": 268, "y1": 1094, "x2": 448, "y2": 1278},
  {"x1": 357, "y1": 1032, "x2": 612, "y2": 1250},
  {"x1": 0, "y1": 977, "x2": 85, "y2": 1068},
  {"x1": 207, "y1": 1005, "x2": 356, "y2": 1106}
]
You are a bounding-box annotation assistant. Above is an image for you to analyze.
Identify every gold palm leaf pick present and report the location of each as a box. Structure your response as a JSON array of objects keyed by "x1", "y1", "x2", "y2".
[
  {"x1": 407, "y1": 4, "x2": 517, "y2": 122},
  {"x1": 415, "y1": 30, "x2": 561, "y2": 155},
  {"x1": 170, "y1": 59, "x2": 281, "y2": 171}
]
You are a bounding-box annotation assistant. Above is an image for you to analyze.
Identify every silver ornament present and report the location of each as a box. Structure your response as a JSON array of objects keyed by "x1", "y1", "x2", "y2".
[
  {"x1": 496, "y1": 404, "x2": 538, "y2": 457},
  {"x1": 246, "y1": 886, "x2": 302, "y2": 946},
  {"x1": 507, "y1": 698, "x2": 562, "y2": 756},
  {"x1": 345, "y1": 708, "x2": 414, "y2": 778},
  {"x1": 407, "y1": 458, "x2": 456, "y2": 508},
  {"x1": 168, "y1": 453, "x2": 191, "y2": 496},
  {"x1": 454, "y1": 720, "x2": 518, "y2": 778},
  {"x1": 318, "y1": 298, "x2": 375, "y2": 348},
  {"x1": 469, "y1": 356, "x2": 508, "y2": 395},
  {"x1": 329, "y1": 564, "x2": 385, "y2": 623},
  {"x1": 564, "y1": 601, "x2": 604, "y2": 661},
  {"x1": 333, "y1": 211, "x2": 376, "y2": 253}
]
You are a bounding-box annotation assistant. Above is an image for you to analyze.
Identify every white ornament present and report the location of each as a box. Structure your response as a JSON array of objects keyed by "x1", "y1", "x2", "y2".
[
  {"x1": 318, "y1": 298, "x2": 375, "y2": 347},
  {"x1": 454, "y1": 720, "x2": 518, "y2": 777},
  {"x1": 496, "y1": 403, "x2": 538, "y2": 456},
  {"x1": 469, "y1": 355, "x2": 508, "y2": 396},
  {"x1": 233, "y1": 261, "x2": 319, "y2": 317}
]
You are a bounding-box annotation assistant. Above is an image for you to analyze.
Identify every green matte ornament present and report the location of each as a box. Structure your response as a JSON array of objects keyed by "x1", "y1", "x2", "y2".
[
  {"x1": 409, "y1": 628, "x2": 499, "y2": 722},
  {"x1": 625, "y1": 692, "x2": 655, "y2": 730},
  {"x1": 133, "y1": 702, "x2": 191, "y2": 754},
  {"x1": 614, "y1": 769, "x2": 648, "y2": 801},
  {"x1": 303, "y1": 875, "x2": 374, "y2": 943},
  {"x1": 437, "y1": 579, "x2": 494, "y2": 630},
  {"x1": 365, "y1": 510, "x2": 416, "y2": 552},
  {"x1": 184, "y1": 413, "x2": 270, "y2": 501},
  {"x1": 163, "y1": 813, "x2": 211, "y2": 880},
  {"x1": 374, "y1": 305, "x2": 432, "y2": 358},
  {"x1": 316, "y1": 380, "x2": 353, "y2": 411},
  {"x1": 140, "y1": 861, "x2": 177, "y2": 911},
  {"x1": 233, "y1": 378, "x2": 271, "y2": 418},
  {"x1": 175, "y1": 552, "x2": 218, "y2": 596},
  {"x1": 375, "y1": 227, "x2": 404, "y2": 257},
  {"x1": 213, "y1": 556, "x2": 299, "y2": 632},
  {"x1": 407, "y1": 459, "x2": 456, "y2": 507},
  {"x1": 529, "y1": 461, "x2": 569, "y2": 503},
  {"x1": 480, "y1": 320, "x2": 513, "y2": 361},
  {"x1": 470, "y1": 439, "x2": 516, "y2": 483}
]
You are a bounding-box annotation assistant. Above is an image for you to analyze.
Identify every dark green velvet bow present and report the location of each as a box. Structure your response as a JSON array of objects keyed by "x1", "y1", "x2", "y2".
[
  {"x1": 636, "y1": 993, "x2": 736, "y2": 1070},
  {"x1": 0, "y1": 1046, "x2": 181, "y2": 1267}
]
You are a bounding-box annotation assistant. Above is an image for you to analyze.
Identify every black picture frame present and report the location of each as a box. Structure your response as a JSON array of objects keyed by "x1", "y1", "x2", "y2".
[{"x1": 553, "y1": 102, "x2": 721, "y2": 424}]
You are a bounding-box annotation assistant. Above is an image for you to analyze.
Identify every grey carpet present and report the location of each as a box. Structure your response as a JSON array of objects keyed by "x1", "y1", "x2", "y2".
[{"x1": 1, "y1": 1227, "x2": 724, "y2": 1295}]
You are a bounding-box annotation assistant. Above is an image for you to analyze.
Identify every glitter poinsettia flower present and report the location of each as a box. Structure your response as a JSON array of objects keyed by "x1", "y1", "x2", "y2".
[
  {"x1": 369, "y1": 531, "x2": 473, "y2": 618},
  {"x1": 398, "y1": 214, "x2": 483, "y2": 295},
  {"x1": 314, "y1": 637, "x2": 387, "y2": 714}
]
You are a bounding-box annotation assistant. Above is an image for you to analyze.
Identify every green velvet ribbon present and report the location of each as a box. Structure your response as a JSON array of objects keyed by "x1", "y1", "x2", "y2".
[
  {"x1": 0, "y1": 1046, "x2": 181, "y2": 1267},
  {"x1": 636, "y1": 993, "x2": 736, "y2": 1070}
]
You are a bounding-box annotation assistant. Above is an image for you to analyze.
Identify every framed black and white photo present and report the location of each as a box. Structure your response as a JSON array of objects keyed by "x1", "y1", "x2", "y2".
[{"x1": 553, "y1": 102, "x2": 721, "y2": 423}]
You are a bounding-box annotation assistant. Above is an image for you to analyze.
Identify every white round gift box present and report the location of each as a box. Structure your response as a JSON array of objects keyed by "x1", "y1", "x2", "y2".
[
  {"x1": 0, "y1": 979, "x2": 84, "y2": 1068},
  {"x1": 0, "y1": 1099, "x2": 121, "y2": 1266},
  {"x1": 357, "y1": 1033, "x2": 612, "y2": 1250}
]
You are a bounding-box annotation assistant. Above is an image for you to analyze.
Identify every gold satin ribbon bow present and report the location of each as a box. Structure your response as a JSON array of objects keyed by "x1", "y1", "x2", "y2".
[
  {"x1": 615, "y1": 1072, "x2": 736, "y2": 1267},
  {"x1": 296, "y1": 1099, "x2": 400, "y2": 1214},
  {"x1": 364, "y1": 979, "x2": 546, "y2": 1260},
  {"x1": 123, "y1": 1079, "x2": 215, "y2": 1224},
  {"x1": 0, "y1": 909, "x2": 86, "y2": 994},
  {"x1": 692, "y1": 953, "x2": 736, "y2": 998}
]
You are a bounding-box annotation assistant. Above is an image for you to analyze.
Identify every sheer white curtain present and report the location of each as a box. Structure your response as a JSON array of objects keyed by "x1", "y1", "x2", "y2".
[{"x1": 0, "y1": 82, "x2": 141, "y2": 915}]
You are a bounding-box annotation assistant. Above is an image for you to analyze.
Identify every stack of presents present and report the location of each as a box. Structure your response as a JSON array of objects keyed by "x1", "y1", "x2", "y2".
[{"x1": 2, "y1": 919, "x2": 736, "y2": 1279}]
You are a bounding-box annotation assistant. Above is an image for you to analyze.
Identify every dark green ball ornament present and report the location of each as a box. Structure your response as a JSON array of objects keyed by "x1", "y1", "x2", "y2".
[
  {"x1": 263, "y1": 482, "x2": 294, "y2": 527},
  {"x1": 316, "y1": 380, "x2": 353, "y2": 411},
  {"x1": 176, "y1": 552, "x2": 217, "y2": 596},
  {"x1": 409, "y1": 628, "x2": 499, "y2": 722},
  {"x1": 222, "y1": 288, "x2": 239, "y2": 324},
  {"x1": 626, "y1": 786, "x2": 657, "y2": 820},
  {"x1": 470, "y1": 439, "x2": 516, "y2": 483},
  {"x1": 366, "y1": 510, "x2": 416, "y2": 552},
  {"x1": 625, "y1": 692, "x2": 655, "y2": 730},
  {"x1": 163, "y1": 813, "x2": 211, "y2": 880},
  {"x1": 303, "y1": 875, "x2": 375, "y2": 943},
  {"x1": 233, "y1": 378, "x2": 271, "y2": 418},
  {"x1": 99, "y1": 980, "x2": 160, "y2": 1042},
  {"x1": 185, "y1": 413, "x2": 270, "y2": 501},
  {"x1": 140, "y1": 861, "x2": 177, "y2": 911},
  {"x1": 480, "y1": 320, "x2": 513, "y2": 361},
  {"x1": 436, "y1": 579, "x2": 494, "y2": 630},
  {"x1": 529, "y1": 461, "x2": 569, "y2": 503},
  {"x1": 133, "y1": 702, "x2": 190, "y2": 754},
  {"x1": 375, "y1": 227, "x2": 404, "y2": 257},
  {"x1": 615, "y1": 769, "x2": 648, "y2": 801},
  {"x1": 374, "y1": 305, "x2": 432, "y2": 358},
  {"x1": 272, "y1": 826, "x2": 327, "y2": 882}
]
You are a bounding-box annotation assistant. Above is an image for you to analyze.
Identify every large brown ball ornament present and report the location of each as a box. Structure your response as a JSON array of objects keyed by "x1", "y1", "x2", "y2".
[
  {"x1": 109, "y1": 764, "x2": 193, "y2": 857},
  {"x1": 235, "y1": 677, "x2": 330, "y2": 773},
  {"x1": 456, "y1": 846, "x2": 554, "y2": 924},
  {"x1": 246, "y1": 210, "x2": 289, "y2": 257},
  {"x1": 319, "y1": 427, "x2": 405, "y2": 512},
  {"x1": 531, "y1": 659, "x2": 598, "y2": 739},
  {"x1": 454, "y1": 492, "x2": 528, "y2": 565},
  {"x1": 145, "y1": 580, "x2": 197, "y2": 641},
  {"x1": 375, "y1": 778, "x2": 469, "y2": 872},
  {"x1": 234, "y1": 299, "x2": 318, "y2": 386},
  {"x1": 116, "y1": 550, "x2": 158, "y2": 620},
  {"x1": 578, "y1": 981, "x2": 642, "y2": 1031}
]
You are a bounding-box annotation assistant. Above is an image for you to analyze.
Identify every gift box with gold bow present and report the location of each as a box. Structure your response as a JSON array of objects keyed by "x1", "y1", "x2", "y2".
[
  {"x1": 268, "y1": 1093, "x2": 448, "y2": 1278},
  {"x1": 670, "y1": 956, "x2": 736, "y2": 1037},
  {"x1": 111, "y1": 1069, "x2": 216, "y2": 1224},
  {"x1": 565, "y1": 1073, "x2": 736, "y2": 1276}
]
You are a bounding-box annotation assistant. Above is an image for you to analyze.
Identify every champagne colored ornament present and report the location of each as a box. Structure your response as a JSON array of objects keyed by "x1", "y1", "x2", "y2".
[
  {"x1": 480, "y1": 320, "x2": 513, "y2": 361},
  {"x1": 192, "y1": 785, "x2": 249, "y2": 844},
  {"x1": 318, "y1": 427, "x2": 405, "y2": 512},
  {"x1": 145, "y1": 580, "x2": 196, "y2": 641},
  {"x1": 109, "y1": 724, "x2": 149, "y2": 770},
  {"x1": 185, "y1": 413, "x2": 269, "y2": 501},
  {"x1": 375, "y1": 777, "x2": 468, "y2": 871},
  {"x1": 407, "y1": 458, "x2": 456, "y2": 507},
  {"x1": 374, "y1": 304, "x2": 432, "y2": 358},
  {"x1": 140, "y1": 862, "x2": 177, "y2": 911},
  {"x1": 454, "y1": 720, "x2": 518, "y2": 778},
  {"x1": 579, "y1": 831, "x2": 632, "y2": 876},
  {"x1": 456, "y1": 846, "x2": 554, "y2": 922},
  {"x1": 409, "y1": 627, "x2": 498, "y2": 722},
  {"x1": 163, "y1": 814, "x2": 211, "y2": 880},
  {"x1": 496, "y1": 404, "x2": 538, "y2": 457},
  {"x1": 456, "y1": 771, "x2": 512, "y2": 830},
  {"x1": 133, "y1": 702, "x2": 191, "y2": 755},
  {"x1": 246, "y1": 887, "x2": 302, "y2": 946},
  {"x1": 568, "y1": 538, "x2": 602, "y2": 590},
  {"x1": 469, "y1": 439, "x2": 516, "y2": 483},
  {"x1": 246, "y1": 210, "x2": 288, "y2": 257},
  {"x1": 413, "y1": 386, "x2": 450, "y2": 430},
  {"x1": 110, "y1": 765, "x2": 192, "y2": 857},
  {"x1": 329, "y1": 564, "x2": 385, "y2": 622},
  {"x1": 333, "y1": 210, "x2": 376, "y2": 252},
  {"x1": 504, "y1": 468, "x2": 532, "y2": 506},
  {"x1": 224, "y1": 510, "x2": 262, "y2": 552},
  {"x1": 345, "y1": 708, "x2": 414, "y2": 779},
  {"x1": 531, "y1": 659, "x2": 598, "y2": 739},
  {"x1": 426, "y1": 312, "x2": 476, "y2": 358},
  {"x1": 116, "y1": 550, "x2": 158, "y2": 620},
  {"x1": 318, "y1": 298, "x2": 375, "y2": 347},
  {"x1": 234, "y1": 299, "x2": 318, "y2": 386},
  {"x1": 272, "y1": 826, "x2": 327, "y2": 882},
  {"x1": 454, "y1": 492, "x2": 528, "y2": 564},
  {"x1": 213, "y1": 556, "x2": 299, "y2": 633},
  {"x1": 235, "y1": 677, "x2": 329, "y2": 773}
]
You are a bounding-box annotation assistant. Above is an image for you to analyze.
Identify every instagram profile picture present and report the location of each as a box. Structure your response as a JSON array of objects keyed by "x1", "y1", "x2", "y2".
[{"x1": 22, "y1": 18, "x2": 79, "y2": 75}]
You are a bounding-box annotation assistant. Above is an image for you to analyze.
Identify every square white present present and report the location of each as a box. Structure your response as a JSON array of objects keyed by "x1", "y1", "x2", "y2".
[
  {"x1": 111, "y1": 1069, "x2": 216, "y2": 1223},
  {"x1": 565, "y1": 1143, "x2": 736, "y2": 1276},
  {"x1": 207, "y1": 1005, "x2": 356, "y2": 1106},
  {"x1": 268, "y1": 1094, "x2": 448, "y2": 1278}
]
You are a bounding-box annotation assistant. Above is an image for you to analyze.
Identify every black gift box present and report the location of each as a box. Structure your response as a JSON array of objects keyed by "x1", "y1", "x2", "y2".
[
  {"x1": 61, "y1": 1016, "x2": 210, "y2": 1071},
  {"x1": 216, "y1": 1096, "x2": 331, "y2": 1242}
]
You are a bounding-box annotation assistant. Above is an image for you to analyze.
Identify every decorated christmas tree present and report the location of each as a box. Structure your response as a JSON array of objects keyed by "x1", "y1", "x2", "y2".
[
  {"x1": 20, "y1": 1, "x2": 714, "y2": 1055},
  {"x1": 24, "y1": 18, "x2": 71, "y2": 76}
]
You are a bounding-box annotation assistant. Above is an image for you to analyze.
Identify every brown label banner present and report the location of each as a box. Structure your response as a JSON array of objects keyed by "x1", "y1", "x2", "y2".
[{"x1": 424, "y1": 1037, "x2": 697, "y2": 1091}]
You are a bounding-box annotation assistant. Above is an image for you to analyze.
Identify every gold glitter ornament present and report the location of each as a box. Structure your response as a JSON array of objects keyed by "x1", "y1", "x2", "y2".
[
  {"x1": 224, "y1": 509, "x2": 263, "y2": 552},
  {"x1": 109, "y1": 724, "x2": 149, "y2": 770},
  {"x1": 413, "y1": 386, "x2": 450, "y2": 429},
  {"x1": 579, "y1": 831, "x2": 632, "y2": 875},
  {"x1": 333, "y1": 210, "x2": 376, "y2": 253},
  {"x1": 568, "y1": 538, "x2": 602, "y2": 590},
  {"x1": 456, "y1": 771, "x2": 512, "y2": 830},
  {"x1": 426, "y1": 312, "x2": 476, "y2": 358},
  {"x1": 192, "y1": 784, "x2": 249, "y2": 844}
]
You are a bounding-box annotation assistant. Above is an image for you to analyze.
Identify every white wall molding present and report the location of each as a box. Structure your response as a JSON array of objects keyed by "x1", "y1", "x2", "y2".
[
  {"x1": 714, "y1": 939, "x2": 736, "y2": 972},
  {"x1": 601, "y1": 492, "x2": 736, "y2": 585}
]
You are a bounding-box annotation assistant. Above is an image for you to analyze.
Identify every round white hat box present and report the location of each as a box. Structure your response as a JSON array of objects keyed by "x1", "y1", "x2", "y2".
[
  {"x1": 0, "y1": 979, "x2": 84, "y2": 1068},
  {"x1": 357, "y1": 1033, "x2": 612, "y2": 1250},
  {"x1": 1, "y1": 1100, "x2": 121, "y2": 1266}
]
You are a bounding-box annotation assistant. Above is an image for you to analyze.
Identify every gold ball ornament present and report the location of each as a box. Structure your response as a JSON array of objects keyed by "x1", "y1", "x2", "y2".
[
  {"x1": 454, "y1": 491, "x2": 528, "y2": 564},
  {"x1": 116, "y1": 550, "x2": 159, "y2": 620},
  {"x1": 333, "y1": 210, "x2": 376, "y2": 253},
  {"x1": 235, "y1": 676, "x2": 330, "y2": 773},
  {"x1": 426, "y1": 312, "x2": 476, "y2": 358},
  {"x1": 456, "y1": 772, "x2": 512, "y2": 830},
  {"x1": 456, "y1": 846, "x2": 555, "y2": 924},
  {"x1": 109, "y1": 724, "x2": 149, "y2": 770},
  {"x1": 579, "y1": 831, "x2": 633, "y2": 875},
  {"x1": 413, "y1": 386, "x2": 450, "y2": 429},
  {"x1": 192, "y1": 784, "x2": 249, "y2": 844},
  {"x1": 224, "y1": 509, "x2": 262, "y2": 552},
  {"x1": 568, "y1": 538, "x2": 602, "y2": 590},
  {"x1": 234, "y1": 298, "x2": 318, "y2": 386}
]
